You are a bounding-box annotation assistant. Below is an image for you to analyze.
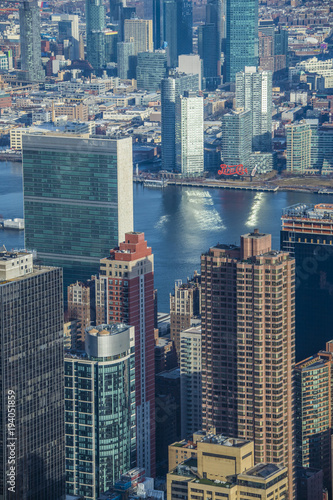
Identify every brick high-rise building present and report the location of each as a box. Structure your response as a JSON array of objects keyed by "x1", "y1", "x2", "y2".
[
  {"x1": 99, "y1": 232, "x2": 155, "y2": 476},
  {"x1": 201, "y1": 229, "x2": 295, "y2": 498}
]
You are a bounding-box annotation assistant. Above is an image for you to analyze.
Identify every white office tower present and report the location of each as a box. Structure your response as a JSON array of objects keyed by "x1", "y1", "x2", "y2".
[
  {"x1": 175, "y1": 91, "x2": 204, "y2": 177},
  {"x1": 236, "y1": 66, "x2": 272, "y2": 152}
]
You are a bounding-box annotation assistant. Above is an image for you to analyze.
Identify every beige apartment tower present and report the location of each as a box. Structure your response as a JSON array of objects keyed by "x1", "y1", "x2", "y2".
[
  {"x1": 201, "y1": 229, "x2": 295, "y2": 498},
  {"x1": 124, "y1": 19, "x2": 153, "y2": 55}
]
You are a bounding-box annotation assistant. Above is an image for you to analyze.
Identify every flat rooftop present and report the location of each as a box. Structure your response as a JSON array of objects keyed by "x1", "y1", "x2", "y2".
[
  {"x1": 87, "y1": 323, "x2": 129, "y2": 337},
  {"x1": 241, "y1": 463, "x2": 284, "y2": 479}
]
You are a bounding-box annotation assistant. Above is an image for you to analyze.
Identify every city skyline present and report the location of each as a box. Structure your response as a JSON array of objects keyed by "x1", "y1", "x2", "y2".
[{"x1": 1, "y1": 0, "x2": 333, "y2": 498}]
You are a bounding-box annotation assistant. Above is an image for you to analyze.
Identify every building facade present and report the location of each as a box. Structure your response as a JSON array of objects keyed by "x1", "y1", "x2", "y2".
[
  {"x1": 221, "y1": 109, "x2": 252, "y2": 167},
  {"x1": 65, "y1": 324, "x2": 136, "y2": 499},
  {"x1": 0, "y1": 248, "x2": 64, "y2": 500},
  {"x1": 23, "y1": 134, "x2": 133, "y2": 290},
  {"x1": 58, "y1": 14, "x2": 80, "y2": 60},
  {"x1": 294, "y1": 346, "x2": 333, "y2": 491},
  {"x1": 136, "y1": 51, "x2": 167, "y2": 92},
  {"x1": 124, "y1": 19, "x2": 153, "y2": 56},
  {"x1": 167, "y1": 431, "x2": 288, "y2": 500},
  {"x1": 98, "y1": 232, "x2": 156, "y2": 476},
  {"x1": 179, "y1": 326, "x2": 202, "y2": 439},
  {"x1": 169, "y1": 278, "x2": 201, "y2": 357},
  {"x1": 201, "y1": 230, "x2": 295, "y2": 497},
  {"x1": 161, "y1": 72, "x2": 199, "y2": 171},
  {"x1": 117, "y1": 41, "x2": 135, "y2": 79},
  {"x1": 67, "y1": 278, "x2": 96, "y2": 348},
  {"x1": 281, "y1": 203, "x2": 333, "y2": 360},
  {"x1": 286, "y1": 121, "x2": 312, "y2": 173},
  {"x1": 19, "y1": 0, "x2": 44, "y2": 81},
  {"x1": 175, "y1": 92, "x2": 204, "y2": 177},
  {"x1": 224, "y1": 0, "x2": 258, "y2": 82},
  {"x1": 86, "y1": 0, "x2": 106, "y2": 69},
  {"x1": 235, "y1": 66, "x2": 272, "y2": 152}
]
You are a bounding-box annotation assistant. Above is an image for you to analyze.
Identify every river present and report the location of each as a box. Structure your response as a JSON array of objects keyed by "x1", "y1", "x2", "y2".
[{"x1": 1, "y1": 160, "x2": 333, "y2": 311}]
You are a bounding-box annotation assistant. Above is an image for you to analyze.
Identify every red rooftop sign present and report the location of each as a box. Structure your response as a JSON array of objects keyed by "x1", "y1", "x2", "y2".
[{"x1": 218, "y1": 164, "x2": 248, "y2": 176}]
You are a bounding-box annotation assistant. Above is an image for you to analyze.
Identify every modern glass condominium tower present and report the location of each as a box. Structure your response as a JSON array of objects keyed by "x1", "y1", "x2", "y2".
[
  {"x1": 19, "y1": 0, "x2": 44, "y2": 81},
  {"x1": 224, "y1": 0, "x2": 258, "y2": 82},
  {"x1": 65, "y1": 324, "x2": 136, "y2": 499},
  {"x1": 0, "y1": 248, "x2": 64, "y2": 500},
  {"x1": 23, "y1": 134, "x2": 133, "y2": 289},
  {"x1": 86, "y1": 0, "x2": 106, "y2": 69}
]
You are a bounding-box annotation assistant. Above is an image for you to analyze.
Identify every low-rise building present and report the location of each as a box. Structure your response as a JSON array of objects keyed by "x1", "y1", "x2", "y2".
[{"x1": 167, "y1": 430, "x2": 288, "y2": 500}]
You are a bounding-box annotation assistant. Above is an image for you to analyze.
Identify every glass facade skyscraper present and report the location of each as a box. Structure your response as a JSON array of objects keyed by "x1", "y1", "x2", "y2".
[
  {"x1": 136, "y1": 51, "x2": 167, "y2": 91},
  {"x1": 161, "y1": 72, "x2": 199, "y2": 171},
  {"x1": 225, "y1": 0, "x2": 258, "y2": 82},
  {"x1": 86, "y1": 0, "x2": 106, "y2": 69},
  {"x1": 65, "y1": 324, "x2": 136, "y2": 500},
  {"x1": 19, "y1": 0, "x2": 44, "y2": 81},
  {"x1": 23, "y1": 134, "x2": 133, "y2": 289},
  {"x1": 0, "y1": 249, "x2": 64, "y2": 500}
]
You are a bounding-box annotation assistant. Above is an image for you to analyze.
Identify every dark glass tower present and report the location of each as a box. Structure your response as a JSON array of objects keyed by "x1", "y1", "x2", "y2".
[
  {"x1": 19, "y1": 0, "x2": 44, "y2": 81},
  {"x1": 153, "y1": 0, "x2": 192, "y2": 67},
  {"x1": 0, "y1": 249, "x2": 64, "y2": 500},
  {"x1": 22, "y1": 134, "x2": 133, "y2": 290},
  {"x1": 281, "y1": 203, "x2": 333, "y2": 361},
  {"x1": 224, "y1": 0, "x2": 258, "y2": 82},
  {"x1": 177, "y1": 0, "x2": 192, "y2": 56},
  {"x1": 86, "y1": 0, "x2": 106, "y2": 69}
]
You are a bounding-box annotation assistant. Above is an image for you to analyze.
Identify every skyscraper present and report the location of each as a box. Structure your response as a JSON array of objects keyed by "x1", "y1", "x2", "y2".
[
  {"x1": 170, "y1": 278, "x2": 201, "y2": 357},
  {"x1": 258, "y1": 20, "x2": 288, "y2": 80},
  {"x1": 23, "y1": 134, "x2": 133, "y2": 289},
  {"x1": 153, "y1": 0, "x2": 192, "y2": 67},
  {"x1": 286, "y1": 121, "x2": 312, "y2": 173},
  {"x1": 176, "y1": 0, "x2": 192, "y2": 56},
  {"x1": 19, "y1": 0, "x2": 44, "y2": 81},
  {"x1": 294, "y1": 344, "x2": 333, "y2": 491},
  {"x1": 86, "y1": 0, "x2": 106, "y2": 70},
  {"x1": 0, "y1": 247, "x2": 64, "y2": 499},
  {"x1": 201, "y1": 230, "x2": 295, "y2": 497},
  {"x1": 236, "y1": 66, "x2": 272, "y2": 152},
  {"x1": 280, "y1": 203, "x2": 333, "y2": 360},
  {"x1": 67, "y1": 278, "x2": 96, "y2": 348},
  {"x1": 65, "y1": 323, "x2": 136, "y2": 499},
  {"x1": 161, "y1": 71, "x2": 199, "y2": 171},
  {"x1": 221, "y1": 109, "x2": 252, "y2": 166},
  {"x1": 198, "y1": 24, "x2": 220, "y2": 89},
  {"x1": 124, "y1": 19, "x2": 153, "y2": 55},
  {"x1": 136, "y1": 50, "x2": 167, "y2": 91},
  {"x1": 175, "y1": 92, "x2": 204, "y2": 176},
  {"x1": 224, "y1": 0, "x2": 258, "y2": 82},
  {"x1": 179, "y1": 325, "x2": 202, "y2": 438},
  {"x1": 117, "y1": 41, "x2": 136, "y2": 79},
  {"x1": 58, "y1": 14, "x2": 80, "y2": 61},
  {"x1": 98, "y1": 232, "x2": 156, "y2": 476}
]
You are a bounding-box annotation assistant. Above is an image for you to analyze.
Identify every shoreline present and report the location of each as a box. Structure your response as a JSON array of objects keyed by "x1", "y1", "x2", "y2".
[{"x1": 134, "y1": 178, "x2": 333, "y2": 195}]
